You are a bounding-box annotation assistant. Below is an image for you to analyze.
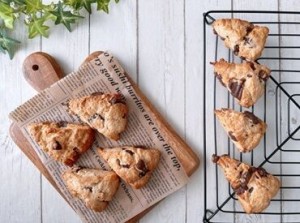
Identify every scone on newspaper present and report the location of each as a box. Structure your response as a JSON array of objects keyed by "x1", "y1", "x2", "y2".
[
  {"x1": 212, "y1": 154, "x2": 280, "y2": 214},
  {"x1": 212, "y1": 59, "x2": 271, "y2": 107},
  {"x1": 215, "y1": 108, "x2": 267, "y2": 153},
  {"x1": 27, "y1": 122, "x2": 95, "y2": 166},
  {"x1": 212, "y1": 18, "x2": 269, "y2": 61},
  {"x1": 68, "y1": 92, "x2": 128, "y2": 141},
  {"x1": 62, "y1": 166, "x2": 120, "y2": 212},
  {"x1": 98, "y1": 146, "x2": 161, "y2": 189}
]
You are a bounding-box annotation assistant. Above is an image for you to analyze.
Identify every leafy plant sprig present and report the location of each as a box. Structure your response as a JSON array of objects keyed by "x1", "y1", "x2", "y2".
[{"x1": 0, "y1": 0, "x2": 120, "y2": 59}]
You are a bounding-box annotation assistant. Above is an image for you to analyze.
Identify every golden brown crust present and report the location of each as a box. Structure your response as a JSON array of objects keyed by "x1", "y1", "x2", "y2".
[
  {"x1": 212, "y1": 154, "x2": 280, "y2": 214},
  {"x1": 212, "y1": 18, "x2": 269, "y2": 61},
  {"x1": 27, "y1": 122, "x2": 95, "y2": 166},
  {"x1": 98, "y1": 146, "x2": 161, "y2": 189},
  {"x1": 215, "y1": 108, "x2": 267, "y2": 152},
  {"x1": 62, "y1": 167, "x2": 120, "y2": 212},
  {"x1": 68, "y1": 92, "x2": 128, "y2": 141},
  {"x1": 213, "y1": 59, "x2": 271, "y2": 107}
]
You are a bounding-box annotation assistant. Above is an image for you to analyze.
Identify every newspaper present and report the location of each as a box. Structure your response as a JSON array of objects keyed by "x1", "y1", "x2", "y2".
[{"x1": 9, "y1": 52, "x2": 189, "y2": 223}]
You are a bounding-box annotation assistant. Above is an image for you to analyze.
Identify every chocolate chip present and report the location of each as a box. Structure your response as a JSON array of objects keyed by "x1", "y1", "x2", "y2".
[
  {"x1": 125, "y1": 150, "x2": 134, "y2": 155},
  {"x1": 52, "y1": 141, "x2": 62, "y2": 150},
  {"x1": 212, "y1": 154, "x2": 220, "y2": 163},
  {"x1": 258, "y1": 70, "x2": 269, "y2": 82},
  {"x1": 110, "y1": 94, "x2": 126, "y2": 105},
  {"x1": 136, "y1": 160, "x2": 148, "y2": 177},
  {"x1": 246, "y1": 24, "x2": 254, "y2": 34},
  {"x1": 257, "y1": 167, "x2": 268, "y2": 177},
  {"x1": 214, "y1": 72, "x2": 225, "y2": 87},
  {"x1": 228, "y1": 78, "x2": 245, "y2": 100},
  {"x1": 243, "y1": 111, "x2": 260, "y2": 125},
  {"x1": 249, "y1": 187, "x2": 254, "y2": 193},
  {"x1": 243, "y1": 37, "x2": 253, "y2": 47},
  {"x1": 121, "y1": 164, "x2": 130, "y2": 168},
  {"x1": 240, "y1": 167, "x2": 256, "y2": 188},
  {"x1": 220, "y1": 37, "x2": 225, "y2": 41},
  {"x1": 91, "y1": 92, "x2": 104, "y2": 96},
  {"x1": 248, "y1": 62, "x2": 256, "y2": 71},
  {"x1": 234, "y1": 45, "x2": 239, "y2": 55},
  {"x1": 84, "y1": 186, "x2": 93, "y2": 192},
  {"x1": 88, "y1": 113, "x2": 105, "y2": 123},
  {"x1": 247, "y1": 74, "x2": 253, "y2": 78},
  {"x1": 213, "y1": 28, "x2": 217, "y2": 35},
  {"x1": 235, "y1": 186, "x2": 246, "y2": 195},
  {"x1": 57, "y1": 121, "x2": 68, "y2": 128},
  {"x1": 228, "y1": 131, "x2": 237, "y2": 141}
]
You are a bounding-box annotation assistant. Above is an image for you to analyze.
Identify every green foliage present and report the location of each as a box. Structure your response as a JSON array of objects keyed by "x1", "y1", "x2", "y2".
[{"x1": 0, "y1": 0, "x2": 120, "y2": 59}]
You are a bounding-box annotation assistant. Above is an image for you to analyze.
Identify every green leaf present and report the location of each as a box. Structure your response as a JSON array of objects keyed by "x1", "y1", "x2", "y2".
[
  {"x1": 28, "y1": 17, "x2": 49, "y2": 38},
  {"x1": 25, "y1": 0, "x2": 42, "y2": 13},
  {"x1": 0, "y1": 3, "x2": 15, "y2": 29},
  {"x1": 64, "y1": 0, "x2": 95, "y2": 14},
  {"x1": 51, "y1": 1, "x2": 83, "y2": 32},
  {"x1": 0, "y1": 27, "x2": 20, "y2": 59},
  {"x1": 96, "y1": 0, "x2": 110, "y2": 13}
]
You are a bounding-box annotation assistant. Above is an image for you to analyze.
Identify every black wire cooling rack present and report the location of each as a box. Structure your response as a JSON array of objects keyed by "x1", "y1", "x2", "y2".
[{"x1": 203, "y1": 11, "x2": 300, "y2": 223}]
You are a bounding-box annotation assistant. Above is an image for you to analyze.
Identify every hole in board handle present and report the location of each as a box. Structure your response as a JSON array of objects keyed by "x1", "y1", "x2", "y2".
[{"x1": 32, "y1": 64, "x2": 39, "y2": 71}]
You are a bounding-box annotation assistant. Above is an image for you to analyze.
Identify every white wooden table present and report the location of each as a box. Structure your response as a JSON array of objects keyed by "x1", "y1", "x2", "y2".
[{"x1": 1, "y1": 1, "x2": 299, "y2": 222}]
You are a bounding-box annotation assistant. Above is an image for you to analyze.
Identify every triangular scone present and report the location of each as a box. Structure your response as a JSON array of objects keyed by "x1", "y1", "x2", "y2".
[
  {"x1": 213, "y1": 59, "x2": 270, "y2": 107},
  {"x1": 98, "y1": 147, "x2": 161, "y2": 189},
  {"x1": 212, "y1": 154, "x2": 280, "y2": 214},
  {"x1": 68, "y1": 92, "x2": 128, "y2": 141},
  {"x1": 27, "y1": 122, "x2": 95, "y2": 166},
  {"x1": 62, "y1": 167, "x2": 120, "y2": 212},
  {"x1": 215, "y1": 109, "x2": 267, "y2": 152},
  {"x1": 212, "y1": 18, "x2": 269, "y2": 61}
]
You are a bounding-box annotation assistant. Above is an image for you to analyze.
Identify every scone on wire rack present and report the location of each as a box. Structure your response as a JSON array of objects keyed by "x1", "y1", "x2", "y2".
[
  {"x1": 215, "y1": 108, "x2": 267, "y2": 153},
  {"x1": 212, "y1": 59, "x2": 271, "y2": 108},
  {"x1": 62, "y1": 166, "x2": 120, "y2": 212},
  {"x1": 98, "y1": 146, "x2": 161, "y2": 189},
  {"x1": 27, "y1": 122, "x2": 95, "y2": 166},
  {"x1": 68, "y1": 92, "x2": 128, "y2": 141},
  {"x1": 212, "y1": 154, "x2": 280, "y2": 214},
  {"x1": 212, "y1": 18, "x2": 269, "y2": 61}
]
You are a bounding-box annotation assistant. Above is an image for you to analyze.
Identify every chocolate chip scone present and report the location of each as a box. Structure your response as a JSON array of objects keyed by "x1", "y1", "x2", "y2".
[
  {"x1": 212, "y1": 154, "x2": 280, "y2": 214},
  {"x1": 212, "y1": 59, "x2": 271, "y2": 107},
  {"x1": 212, "y1": 18, "x2": 269, "y2": 61},
  {"x1": 68, "y1": 92, "x2": 128, "y2": 141},
  {"x1": 27, "y1": 122, "x2": 95, "y2": 166},
  {"x1": 215, "y1": 109, "x2": 267, "y2": 152},
  {"x1": 62, "y1": 166, "x2": 120, "y2": 212},
  {"x1": 98, "y1": 147, "x2": 161, "y2": 189}
]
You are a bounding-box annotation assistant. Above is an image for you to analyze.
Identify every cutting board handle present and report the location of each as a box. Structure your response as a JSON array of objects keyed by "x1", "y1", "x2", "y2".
[
  {"x1": 23, "y1": 52, "x2": 64, "y2": 92},
  {"x1": 22, "y1": 51, "x2": 102, "y2": 92}
]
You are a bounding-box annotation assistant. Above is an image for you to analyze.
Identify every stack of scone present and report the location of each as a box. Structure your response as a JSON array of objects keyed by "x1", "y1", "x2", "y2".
[
  {"x1": 28, "y1": 92, "x2": 161, "y2": 212},
  {"x1": 211, "y1": 18, "x2": 280, "y2": 213}
]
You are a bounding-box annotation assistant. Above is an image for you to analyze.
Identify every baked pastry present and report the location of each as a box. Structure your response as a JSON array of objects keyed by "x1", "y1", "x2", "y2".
[
  {"x1": 215, "y1": 108, "x2": 267, "y2": 152},
  {"x1": 62, "y1": 166, "x2": 120, "y2": 212},
  {"x1": 98, "y1": 146, "x2": 161, "y2": 189},
  {"x1": 212, "y1": 154, "x2": 280, "y2": 214},
  {"x1": 68, "y1": 92, "x2": 128, "y2": 140},
  {"x1": 27, "y1": 122, "x2": 95, "y2": 166},
  {"x1": 212, "y1": 59, "x2": 271, "y2": 107},
  {"x1": 212, "y1": 18, "x2": 269, "y2": 61}
]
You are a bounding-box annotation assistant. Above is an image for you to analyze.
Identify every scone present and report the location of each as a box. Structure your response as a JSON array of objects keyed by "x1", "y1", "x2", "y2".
[
  {"x1": 212, "y1": 18, "x2": 269, "y2": 61},
  {"x1": 27, "y1": 122, "x2": 95, "y2": 166},
  {"x1": 98, "y1": 147, "x2": 161, "y2": 189},
  {"x1": 212, "y1": 59, "x2": 271, "y2": 107},
  {"x1": 68, "y1": 92, "x2": 128, "y2": 141},
  {"x1": 62, "y1": 166, "x2": 120, "y2": 212},
  {"x1": 212, "y1": 154, "x2": 280, "y2": 214},
  {"x1": 215, "y1": 108, "x2": 267, "y2": 152}
]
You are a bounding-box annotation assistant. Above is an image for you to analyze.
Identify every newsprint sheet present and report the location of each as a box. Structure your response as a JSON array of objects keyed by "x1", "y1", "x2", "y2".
[{"x1": 9, "y1": 52, "x2": 189, "y2": 223}]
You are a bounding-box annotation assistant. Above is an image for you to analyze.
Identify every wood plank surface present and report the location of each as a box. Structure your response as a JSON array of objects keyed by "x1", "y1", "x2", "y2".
[{"x1": 2, "y1": 0, "x2": 297, "y2": 222}]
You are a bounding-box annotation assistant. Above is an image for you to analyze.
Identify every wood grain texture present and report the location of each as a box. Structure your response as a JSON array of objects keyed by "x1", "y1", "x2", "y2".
[{"x1": 2, "y1": 0, "x2": 295, "y2": 222}]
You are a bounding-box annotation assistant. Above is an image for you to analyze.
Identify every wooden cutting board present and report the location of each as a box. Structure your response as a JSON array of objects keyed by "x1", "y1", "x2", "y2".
[{"x1": 9, "y1": 51, "x2": 200, "y2": 223}]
